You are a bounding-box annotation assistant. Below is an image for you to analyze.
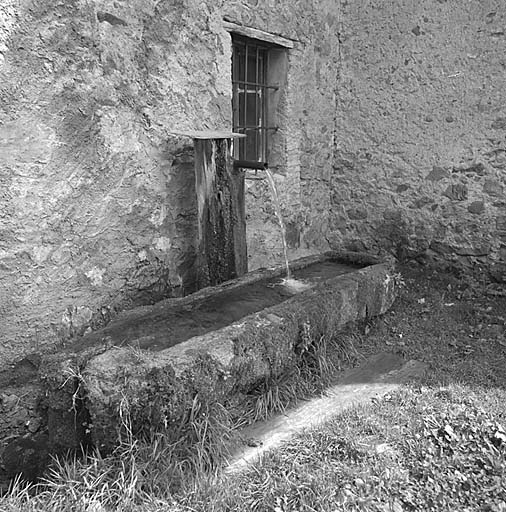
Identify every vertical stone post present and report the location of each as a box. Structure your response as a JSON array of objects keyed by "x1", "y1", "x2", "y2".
[{"x1": 180, "y1": 131, "x2": 247, "y2": 289}]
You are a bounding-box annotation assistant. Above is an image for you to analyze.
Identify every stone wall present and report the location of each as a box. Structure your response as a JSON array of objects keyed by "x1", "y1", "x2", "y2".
[
  {"x1": 3, "y1": 0, "x2": 506, "y2": 369},
  {"x1": 0, "y1": 0, "x2": 339, "y2": 367},
  {"x1": 330, "y1": 0, "x2": 506, "y2": 280}
]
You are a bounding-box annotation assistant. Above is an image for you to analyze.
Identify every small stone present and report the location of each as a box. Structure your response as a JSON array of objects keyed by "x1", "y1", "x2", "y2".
[
  {"x1": 496, "y1": 216, "x2": 506, "y2": 231},
  {"x1": 453, "y1": 244, "x2": 490, "y2": 256},
  {"x1": 375, "y1": 443, "x2": 391, "y2": 454},
  {"x1": 396, "y1": 184, "x2": 410, "y2": 193},
  {"x1": 245, "y1": 437, "x2": 263, "y2": 447},
  {"x1": 430, "y1": 241, "x2": 453, "y2": 254},
  {"x1": 424, "y1": 115, "x2": 434, "y2": 122},
  {"x1": 468, "y1": 201, "x2": 485, "y2": 214},
  {"x1": 445, "y1": 115, "x2": 455, "y2": 123},
  {"x1": 491, "y1": 117, "x2": 506, "y2": 130},
  {"x1": 2, "y1": 434, "x2": 50, "y2": 481},
  {"x1": 285, "y1": 222, "x2": 300, "y2": 249},
  {"x1": 411, "y1": 196, "x2": 433, "y2": 209},
  {"x1": 453, "y1": 162, "x2": 486, "y2": 175},
  {"x1": 97, "y1": 12, "x2": 128, "y2": 26},
  {"x1": 383, "y1": 208, "x2": 402, "y2": 221},
  {"x1": 411, "y1": 25, "x2": 421, "y2": 36},
  {"x1": 426, "y1": 166, "x2": 449, "y2": 181},
  {"x1": 490, "y1": 263, "x2": 506, "y2": 283},
  {"x1": 483, "y1": 179, "x2": 504, "y2": 197},
  {"x1": 347, "y1": 207, "x2": 368, "y2": 220},
  {"x1": 1, "y1": 394, "x2": 18, "y2": 410},
  {"x1": 27, "y1": 417, "x2": 42, "y2": 433},
  {"x1": 443, "y1": 183, "x2": 468, "y2": 201}
]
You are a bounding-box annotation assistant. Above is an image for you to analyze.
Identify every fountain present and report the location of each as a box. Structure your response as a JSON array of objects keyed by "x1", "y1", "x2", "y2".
[{"x1": 0, "y1": 133, "x2": 399, "y2": 483}]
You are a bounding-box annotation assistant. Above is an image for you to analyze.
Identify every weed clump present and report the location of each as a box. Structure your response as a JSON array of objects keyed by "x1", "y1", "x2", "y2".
[{"x1": 241, "y1": 312, "x2": 362, "y2": 424}]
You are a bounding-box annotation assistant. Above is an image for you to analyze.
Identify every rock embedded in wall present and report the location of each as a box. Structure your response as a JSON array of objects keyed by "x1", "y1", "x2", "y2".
[
  {"x1": 443, "y1": 183, "x2": 468, "y2": 201},
  {"x1": 496, "y1": 217, "x2": 506, "y2": 232},
  {"x1": 426, "y1": 166, "x2": 449, "y2": 182},
  {"x1": 468, "y1": 201, "x2": 485, "y2": 215},
  {"x1": 483, "y1": 178, "x2": 504, "y2": 197}
]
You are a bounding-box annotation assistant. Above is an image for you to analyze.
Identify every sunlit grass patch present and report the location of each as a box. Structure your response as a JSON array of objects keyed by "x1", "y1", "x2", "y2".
[{"x1": 201, "y1": 384, "x2": 506, "y2": 512}]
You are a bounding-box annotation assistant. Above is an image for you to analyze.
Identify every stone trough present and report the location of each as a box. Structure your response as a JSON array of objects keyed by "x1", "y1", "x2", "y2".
[{"x1": 0, "y1": 250, "x2": 397, "y2": 482}]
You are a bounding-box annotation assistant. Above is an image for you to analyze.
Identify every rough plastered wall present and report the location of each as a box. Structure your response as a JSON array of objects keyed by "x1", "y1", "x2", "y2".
[
  {"x1": 330, "y1": 0, "x2": 506, "y2": 279},
  {"x1": 0, "y1": 0, "x2": 339, "y2": 367},
  {"x1": 222, "y1": 1, "x2": 339, "y2": 270}
]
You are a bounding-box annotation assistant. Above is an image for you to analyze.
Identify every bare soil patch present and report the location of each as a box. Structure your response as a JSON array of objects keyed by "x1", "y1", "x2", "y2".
[{"x1": 360, "y1": 262, "x2": 506, "y2": 390}]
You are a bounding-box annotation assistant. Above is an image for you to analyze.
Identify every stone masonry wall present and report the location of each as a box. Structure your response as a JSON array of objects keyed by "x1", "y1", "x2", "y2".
[
  {"x1": 0, "y1": 0, "x2": 339, "y2": 367},
  {"x1": 331, "y1": 0, "x2": 506, "y2": 280},
  {"x1": 4, "y1": 0, "x2": 505, "y2": 369}
]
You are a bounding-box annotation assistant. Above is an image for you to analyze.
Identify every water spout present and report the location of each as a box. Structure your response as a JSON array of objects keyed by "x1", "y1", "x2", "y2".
[{"x1": 264, "y1": 169, "x2": 291, "y2": 279}]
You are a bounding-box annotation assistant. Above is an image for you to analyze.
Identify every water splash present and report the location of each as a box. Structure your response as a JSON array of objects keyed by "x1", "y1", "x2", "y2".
[
  {"x1": 264, "y1": 169, "x2": 291, "y2": 278},
  {"x1": 279, "y1": 277, "x2": 312, "y2": 293}
]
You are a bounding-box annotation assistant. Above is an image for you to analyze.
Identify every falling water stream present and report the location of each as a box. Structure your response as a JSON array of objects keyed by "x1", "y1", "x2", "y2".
[
  {"x1": 264, "y1": 169, "x2": 291, "y2": 279},
  {"x1": 72, "y1": 168, "x2": 362, "y2": 354}
]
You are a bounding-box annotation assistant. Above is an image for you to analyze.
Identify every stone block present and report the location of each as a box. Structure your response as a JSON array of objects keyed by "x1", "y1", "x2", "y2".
[
  {"x1": 443, "y1": 184, "x2": 468, "y2": 201},
  {"x1": 468, "y1": 201, "x2": 485, "y2": 214},
  {"x1": 429, "y1": 241, "x2": 453, "y2": 255},
  {"x1": 496, "y1": 216, "x2": 506, "y2": 231},
  {"x1": 483, "y1": 179, "x2": 504, "y2": 197},
  {"x1": 491, "y1": 117, "x2": 506, "y2": 130},
  {"x1": 452, "y1": 244, "x2": 490, "y2": 257},
  {"x1": 383, "y1": 208, "x2": 403, "y2": 222},
  {"x1": 347, "y1": 207, "x2": 368, "y2": 220},
  {"x1": 410, "y1": 196, "x2": 433, "y2": 209},
  {"x1": 490, "y1": 263, "x2": 506, "y2": 283},
  {"x1": 285, "y1": 221, "x2": 301, "y2": 249},
  {"x1": 452, "y1": 163, "x2": 486, "y2": 176},
  {"x1": 426, "y1": 166, "x2": 449, "y2": 181}
]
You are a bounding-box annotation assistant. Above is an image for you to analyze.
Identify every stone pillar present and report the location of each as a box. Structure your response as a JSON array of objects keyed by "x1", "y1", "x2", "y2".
[{"x1": 177, "y1": 131, "x2": 247, "y2": 289}]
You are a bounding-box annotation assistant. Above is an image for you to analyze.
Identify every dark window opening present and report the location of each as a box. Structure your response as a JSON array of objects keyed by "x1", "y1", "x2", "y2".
[{"x1": 232, "y1": 35, "x2": 280, "y2": 164}]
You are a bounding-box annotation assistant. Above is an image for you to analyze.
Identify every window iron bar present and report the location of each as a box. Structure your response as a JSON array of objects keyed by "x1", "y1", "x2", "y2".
[
  {"x1": 264, "y1": 50, "x2": 269, "y2": 162},
  {"x1": 235, "y1": 126, "x2": 279, "y2": 131},
  {"x1": 243, "y1": 43, "x2": 248, "y2": 159},
  {"x1": 255, "y1": 45, "x2": 259, "y2": 162},
  {"x1": 232, "y1": 39, "x2": 275, "y2": 51},
  {"x1": 232, "y1": 80, "x2": 279, "y2": 90},
  {"x1": 232, "y1": 35, "x2": 276, "y2": 162},
  {"x1": 233, "y1": 159, "x2": 269, "y2": 170}
]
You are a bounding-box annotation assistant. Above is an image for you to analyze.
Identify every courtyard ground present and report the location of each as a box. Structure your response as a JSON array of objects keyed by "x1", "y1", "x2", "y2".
[{"x1": 1, "y1": 262, "x2": 505, "y2": 511}]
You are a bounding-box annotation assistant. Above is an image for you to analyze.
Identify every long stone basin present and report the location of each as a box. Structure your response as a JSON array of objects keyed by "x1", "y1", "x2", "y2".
[{"x1": 0, "y1": 251, "x2": 397, "y2": 482}]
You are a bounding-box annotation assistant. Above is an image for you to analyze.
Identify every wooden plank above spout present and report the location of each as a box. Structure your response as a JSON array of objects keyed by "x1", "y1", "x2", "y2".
[{"x1": 170, "y1": 130, "x2": 246, "y2": 139}]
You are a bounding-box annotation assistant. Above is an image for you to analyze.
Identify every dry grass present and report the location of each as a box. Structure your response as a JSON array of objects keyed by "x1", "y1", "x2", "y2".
[
  {"x1": 0, "y1": 302, "x2": 362, "y2": 512},
  {"x1": 173, "y1": 385, "x2": 506, "y2": 512},
  {"x1": 2, "y1": 262, "x2": 506, "y2": 511}
]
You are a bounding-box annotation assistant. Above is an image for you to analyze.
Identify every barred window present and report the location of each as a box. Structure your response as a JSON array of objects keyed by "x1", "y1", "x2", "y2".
[{"x1": 232, "y1": 35, "x2": 280, "y2": 164}]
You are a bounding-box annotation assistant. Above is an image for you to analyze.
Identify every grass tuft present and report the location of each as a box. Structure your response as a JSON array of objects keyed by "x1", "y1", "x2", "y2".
[
  {"x1": 240, "y1": 313, "x2": 362, "y2": 425},
  {"x1": 3, "y1": 264, "x2": 506, "y2": 511}
]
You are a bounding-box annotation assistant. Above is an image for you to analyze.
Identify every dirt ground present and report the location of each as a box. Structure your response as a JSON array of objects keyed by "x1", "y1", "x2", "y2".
[{"x1": 360, "y1": 262, "x2": 506, "y2": 390}]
